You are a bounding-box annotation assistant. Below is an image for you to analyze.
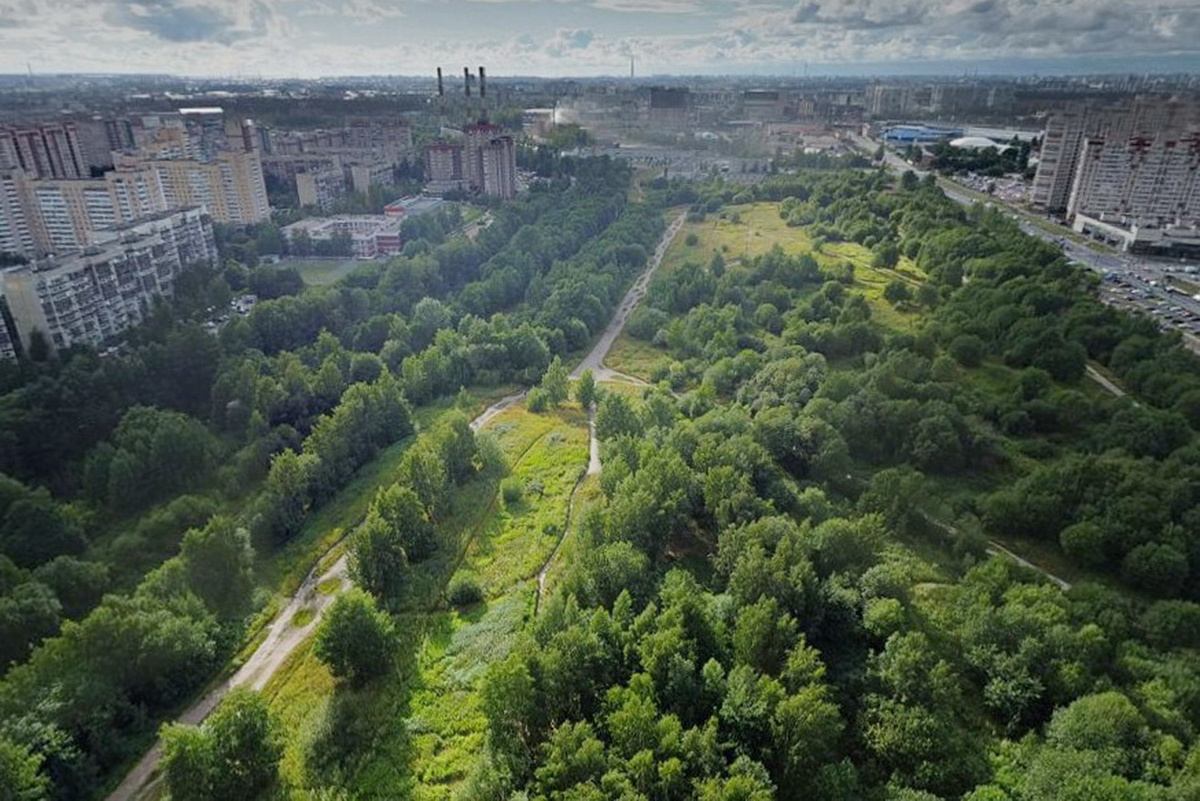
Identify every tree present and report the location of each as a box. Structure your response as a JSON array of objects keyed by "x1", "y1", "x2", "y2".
[
  {"x1": 948, "y1": 334, "x2": 985, "y2": 367},
  {"x1": 883, "y1": 280, "x2": 912, "y2": 306},
  {"x1": 576, "y1": 368, "x2": 597, "y2": 409},
  {"x1": 180, "y1": 520, "x2": 256, "y2": 621},
  {"x1": 595, "y1": 393, "x2": 643, "y2": 441},
  {"x1": 0, "y1": 736, "x2": 48, "y2": 801},
  {"x1": 161, "y1": 688, "x2": 282, "y2": 801},
  {"x1": 314, "y1": 588, "x2": 396, "y2": 687},
  {"x1": 1122, "y1": 542, "x2": 1188, "y2": 597},
  {"x1": 540, "y1": 356, "x2": 570, "y2": 407}
]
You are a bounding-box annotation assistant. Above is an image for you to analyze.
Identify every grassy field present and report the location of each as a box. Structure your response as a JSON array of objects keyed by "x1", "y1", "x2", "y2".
[
  {"x1": 261, "y1": 398, "x2": 593, "y2": 799},
  {"x1": 606, "y1": 200, "x2": 929, "y2": 378},
  {"x1": 285, "y1": 258, "x2": 363, "y2": 286}
]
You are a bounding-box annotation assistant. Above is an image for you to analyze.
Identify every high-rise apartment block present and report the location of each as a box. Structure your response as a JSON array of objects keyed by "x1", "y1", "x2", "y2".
[
  {"x1": 1, "y1": 207, "x2": 216, "y2": 356},
  {"x1": 0, "y1": 108, "x2": 270, "y2": 260},
  {"x1": 479, "y1": 136, "x2": 517, "y2": 200},
  {"x1": 426, "y1": 122, "x2": 516, "y2": 199},
  {"x1": 1033, "y1": 96, "x2": 1200, "y2": 221},
  {"x1": 0, "y1": 123, "x2": 87, "y2": 180}
]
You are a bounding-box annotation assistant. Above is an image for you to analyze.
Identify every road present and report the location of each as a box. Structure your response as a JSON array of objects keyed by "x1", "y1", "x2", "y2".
[{"x1": 109, "y1": 209, "x2": 688, "y2": 801}]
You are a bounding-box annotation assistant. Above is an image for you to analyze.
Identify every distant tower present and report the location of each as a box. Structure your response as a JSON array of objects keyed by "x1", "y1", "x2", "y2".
[{"x1": 630, "y1": 56, "x2": 635, "y2": 79}]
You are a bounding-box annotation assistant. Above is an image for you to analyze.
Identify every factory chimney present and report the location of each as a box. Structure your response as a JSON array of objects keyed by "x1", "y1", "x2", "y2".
[
  {"x1": 463, "y1": 67, "x2": 471, "y2": 97},
  {"x1": 479, "y1": 66, "x2": 486, "y2": 99},
  {"x1": 437, "y1": 67, "x2": 444, "y2": 97}
]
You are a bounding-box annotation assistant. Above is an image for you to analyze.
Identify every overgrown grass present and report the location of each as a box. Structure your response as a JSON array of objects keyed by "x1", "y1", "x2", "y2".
[
  {"x1": 287, "y1": 258, "x2": 362, "y2": 286},
  {"x1": 261, "y1": 397, "x2": 591, "y2": 799},
  {"x1": 469, "y1": 409, "x2": 588, "y2": 597},
  {"x1": 605, "y1": 334, "x2": 670, "y2": 382}
]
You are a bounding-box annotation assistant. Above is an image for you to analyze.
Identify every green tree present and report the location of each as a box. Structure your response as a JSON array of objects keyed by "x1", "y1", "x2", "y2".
[
  {"x1": 0, "y1": 736, "x2": 48, "y2": 801},
  {"x1": 575, "y1": 368, "x2": 597, "y2": 409},
  {"x1": 180, "y1": 519, "x2": 256, "y2": 621},
  {"x1": 540, "y1": 356, "x2": 570, "y2": 407},
  {"x1": 161, "y1": 688, "x2": 282, "y2": 801},
  {"x1": 314, "y1": 588, "x2": 396, "y2": 687}
]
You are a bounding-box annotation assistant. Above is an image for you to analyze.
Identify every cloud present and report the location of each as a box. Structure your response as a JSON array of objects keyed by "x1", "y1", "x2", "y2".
[
  {"x1": 103, "y1": 0, "x2": 276, "y2": 44},
  {"x1": 3, "y1": 0, "x2": 1200, "y2": 76},
  {"x1": 590, "y1": 0, "x2": 704, "y2": 13}
]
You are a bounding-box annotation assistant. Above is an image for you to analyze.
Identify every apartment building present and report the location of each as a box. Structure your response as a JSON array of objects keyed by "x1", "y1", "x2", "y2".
[
  {"x1": 479, "y1": 136, "x2": 517, "y2": 200},
  {"x1": 1, "y1": 207, "x2": 216, "y2": 355},
  {"x1": 1033, "y1": 96, "x2": 1200, "y2": 216},
  {"x1": 0, "y1": 123, "x2": 87, "y2": 180},
  {"x1": 135, "y1": 148, "x2": 270, "y2": 225},
  {"x1": 1069, "y1": 132, "x2": 1200, "y2": 225},
  {"x1": 0, "y1": 167, "x2": 168, "y2": 257},
  {"x1": 297, "y1": 168, "x2": 348, "y2": 209}
]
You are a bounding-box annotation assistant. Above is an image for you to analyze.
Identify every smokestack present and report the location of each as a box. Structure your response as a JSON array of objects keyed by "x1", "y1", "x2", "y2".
[
  {"x1": 437, "y1": 67, "x2": 443, "y2": 97},
  {"x1": 463, "y1": 67, "x2": 471, "y2": 98},
  {"x1": 479, "y1": 66, "x2": 486, "y2": 100}
]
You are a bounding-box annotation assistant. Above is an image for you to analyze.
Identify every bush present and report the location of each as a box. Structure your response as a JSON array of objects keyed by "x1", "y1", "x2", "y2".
[
  {"x1": 501, "y1": 478, "x2": 524, "y2": 505},
  {"x1": 685, "y1": 233, "x2": 699, "y2": 246},
  {"x1": 527, "y1": 387, "x2": 548, "y2": 413},
  {"x1": 448, "y1": 575, "x2": 484, "y2": 607},
  {"x1": 948, "y1": 334, "x2": 985, "y2": 368}
]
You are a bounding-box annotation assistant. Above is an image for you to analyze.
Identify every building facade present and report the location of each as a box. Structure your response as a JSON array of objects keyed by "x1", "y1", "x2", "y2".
[{"x1": 1, "y1": 207, "x2": 216, "y2": 355}]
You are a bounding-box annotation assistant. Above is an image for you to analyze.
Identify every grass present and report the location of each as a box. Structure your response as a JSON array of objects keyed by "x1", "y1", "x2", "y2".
[
  {"x1": 260, "y1": 396, "x2": 592, "y2": 799},
  {"x1": 286, "y1": 258, "x2": 363, "y2": 286},
  {"x1": 605, "y1": 334, "x2": 670, "y2": 382},
  {"x1": 661, "y1": 203, "x2": 817, "y2": 277},
  {"x1": 468, "y1": 407, "x2": 589, "y2": 597}
]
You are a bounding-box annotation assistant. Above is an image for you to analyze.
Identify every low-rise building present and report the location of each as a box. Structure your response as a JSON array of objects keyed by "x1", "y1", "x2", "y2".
[{"x1": 282, "y1": 215, "x2": 403, "y2": 259}]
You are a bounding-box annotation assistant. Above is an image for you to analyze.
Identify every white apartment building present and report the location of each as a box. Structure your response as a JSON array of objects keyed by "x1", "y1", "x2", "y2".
[{"x1": 1, "y1": 208, "x2": 216, "y2": 355}]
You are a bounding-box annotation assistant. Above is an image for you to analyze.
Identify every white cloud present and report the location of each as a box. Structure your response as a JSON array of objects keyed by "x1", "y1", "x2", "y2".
[{"x1": 1, "y1": 0, "x2": 1199, "y2": 75}]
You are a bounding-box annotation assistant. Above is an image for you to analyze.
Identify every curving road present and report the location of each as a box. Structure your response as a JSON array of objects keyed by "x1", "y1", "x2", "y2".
[{"x1": 109, "y1": 210, "x2": 688, "y2": 801}]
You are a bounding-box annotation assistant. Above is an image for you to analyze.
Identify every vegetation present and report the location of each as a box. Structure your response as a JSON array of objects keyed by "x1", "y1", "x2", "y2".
[
  {"x1": 0, "y1": 154, "x2": 666, "y2": 798},
  {"x1": 11, "y1": 154, "x2": 1200, "y2": 800}
]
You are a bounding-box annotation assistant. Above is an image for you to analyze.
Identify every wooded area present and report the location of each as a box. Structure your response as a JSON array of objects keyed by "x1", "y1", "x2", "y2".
[{"x1": 6, "y1": 157, "x2": 1200, "y2": 800}]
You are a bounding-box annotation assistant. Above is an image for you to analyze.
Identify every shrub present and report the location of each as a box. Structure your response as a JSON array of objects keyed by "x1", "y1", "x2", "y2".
[
  {"x1": 448, "y1": 575, "x2": 485, "y2": 607},
  {"x1": 501, "y1": 478, "x2": 524, "y2": 505}
]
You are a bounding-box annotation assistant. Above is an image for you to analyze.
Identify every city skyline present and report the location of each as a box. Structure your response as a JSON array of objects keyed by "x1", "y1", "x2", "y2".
[{"x1": 2, "y1": 0, "x2": 1200, "y2": 79}]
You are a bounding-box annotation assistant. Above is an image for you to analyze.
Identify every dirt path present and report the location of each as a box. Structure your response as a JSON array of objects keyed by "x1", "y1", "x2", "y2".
[
  {"x1": 1085, "y1": 363, "x2": 1130, "y2": 399},
  {"x1": 110, "y1": 212, "x2": 688, "y2": 801},
  {"x1": 986, "y1": 540, "x2": 1073, "y2": 591},
  {"x1": 106, "y1": 555, "x2": 351, "y2": 801},
  {"x1": 111, "y1": 391, "x2": 529, "y2": 801},
  {"x1": 571, "y1": 212, "x2": 686, "y2": 379}
]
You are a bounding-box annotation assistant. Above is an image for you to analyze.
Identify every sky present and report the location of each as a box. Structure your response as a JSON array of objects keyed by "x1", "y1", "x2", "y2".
[{"x1": 1, "y1": 0, "x2": 1199, "y2": 78}]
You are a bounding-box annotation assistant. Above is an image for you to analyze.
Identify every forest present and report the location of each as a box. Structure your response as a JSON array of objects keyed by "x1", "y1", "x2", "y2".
[{"x1": 7, "y1": 156, "x2": 1200, "y2": 799}]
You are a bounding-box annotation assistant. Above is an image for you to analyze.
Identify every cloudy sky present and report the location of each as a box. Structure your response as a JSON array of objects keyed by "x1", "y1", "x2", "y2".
[{"x1": 1, "y1": 0, "x2": 1198, "y2": 77}]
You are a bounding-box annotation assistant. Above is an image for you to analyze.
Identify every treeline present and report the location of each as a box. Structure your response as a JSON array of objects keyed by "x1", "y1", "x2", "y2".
[{"x1": 0, "y1": 155, "x2": 668, "y2": 798}]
